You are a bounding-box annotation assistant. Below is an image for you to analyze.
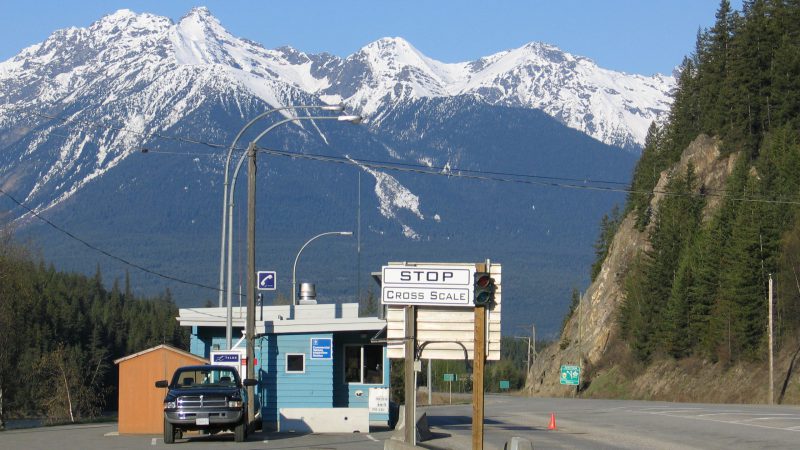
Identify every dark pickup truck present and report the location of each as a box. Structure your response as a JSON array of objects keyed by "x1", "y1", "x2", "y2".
[{"x1": 155, "y1": 365, "x2": 257, "y2": 444}]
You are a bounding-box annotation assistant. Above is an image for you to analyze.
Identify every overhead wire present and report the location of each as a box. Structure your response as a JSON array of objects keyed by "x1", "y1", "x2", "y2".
[
  {"x1": 7, "y1": 111, "x2": 800, "y2": 295},
  {"x1": 0, "y1": 185, "x2": 222, "y2": 293},
  {"x1": 39, "y1": 109, "x2": 800, "y2": 205}
]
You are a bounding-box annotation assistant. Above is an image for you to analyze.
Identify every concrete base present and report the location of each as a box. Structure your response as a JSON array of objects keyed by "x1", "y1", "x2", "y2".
[
  {"x1": 279, "y1": 407, "x2": 369, "y2": 433},
  {"x1": 391, "y1": 405, "x2": 432, "y2": 443}
]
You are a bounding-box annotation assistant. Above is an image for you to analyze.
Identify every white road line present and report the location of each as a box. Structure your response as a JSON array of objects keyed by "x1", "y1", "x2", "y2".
[
  {"x1": 637, "y1": 409, "x2": 800, "y2": 432},
  {"x1": 151, "y1": 438, "x2": 157, "y2": 446},
  {"x1": 367, "y1": 434, "x2": 378, "y2": 442}
]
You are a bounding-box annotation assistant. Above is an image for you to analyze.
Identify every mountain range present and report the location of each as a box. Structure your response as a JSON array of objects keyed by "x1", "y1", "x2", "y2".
[{"x1": 0, "y1": 7, "x2": 670, "y2": 336}]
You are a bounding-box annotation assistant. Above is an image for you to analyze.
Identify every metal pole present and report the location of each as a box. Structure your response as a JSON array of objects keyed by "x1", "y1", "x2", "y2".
[
  {"x1": 427, "y1": 358, "x2": 432, "y2": 406},
  {"x1": 246, "y1": 142, "x2": 257, "y2": 429},
  {"x1": 225, "y1": 114, "x2": 360, "y2": 348},
  {"x1": 218, "y1": 105, "x2": 345, "y2": 306},
  {"x1": 404, "y1": 306, "x2": 417, "y2": 445},
  {"x1": 292, "y1": 231, "x2": 352, "y2": 305},
  {"x1": 357, "y1": 171, "x2": 361, "y2": 304},
  {"x1": 769, "y1": 274, "x2": 774, "y2": 405}
]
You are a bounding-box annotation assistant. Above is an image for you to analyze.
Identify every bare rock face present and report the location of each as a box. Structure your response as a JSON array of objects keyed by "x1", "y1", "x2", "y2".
[{"x1": 527, "y1": 135, "x2": 738, "y2": 396}]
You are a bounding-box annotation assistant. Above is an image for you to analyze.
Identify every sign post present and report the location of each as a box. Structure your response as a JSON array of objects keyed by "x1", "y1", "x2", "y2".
[
  {"x1": 444, "y1": 374, "x2": 455, "y2": 404},
  {"x1": 472, "y1": 300, "x2": 486, "y2": 450},
  {"x1": 404, "y1": 305, "x2": 417, "y2": 446},
  {"x1": 381, "y1": 261, "x2": 501, "y2": 450}
]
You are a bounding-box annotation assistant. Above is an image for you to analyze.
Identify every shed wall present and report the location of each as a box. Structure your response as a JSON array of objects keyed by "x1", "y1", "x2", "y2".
[{"x1": 118, "y1": 348, "x2": 206, "y2": 434}]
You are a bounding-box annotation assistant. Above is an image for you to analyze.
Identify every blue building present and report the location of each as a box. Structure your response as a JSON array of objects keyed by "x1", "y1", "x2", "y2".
[{"x1": 177, "y1": 302, "x2": 390, "y2": 432}]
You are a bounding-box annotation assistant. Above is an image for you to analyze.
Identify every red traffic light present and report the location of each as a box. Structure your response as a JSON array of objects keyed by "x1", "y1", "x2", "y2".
[{"x1": 476, "y1": 274, "x2": 492, "y2": 288}]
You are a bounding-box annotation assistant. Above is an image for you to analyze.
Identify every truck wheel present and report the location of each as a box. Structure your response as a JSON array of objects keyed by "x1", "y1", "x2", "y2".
[
  {"x1": 234, "y1": 418, "x2": 246, "y2": 442},
  {"x1": 164, "y1": 419, "x2": 175, "y2": 444}
]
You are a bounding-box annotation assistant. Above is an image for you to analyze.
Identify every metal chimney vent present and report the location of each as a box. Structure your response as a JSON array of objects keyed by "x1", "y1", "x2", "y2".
[{"x1": 298, "y1": 282, "x2": 317, "y2": 305}]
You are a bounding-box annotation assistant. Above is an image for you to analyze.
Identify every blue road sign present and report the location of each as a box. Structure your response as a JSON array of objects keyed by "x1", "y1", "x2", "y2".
[{"x1": 257, "y1": 271, "x2": 276, "y2": 290}]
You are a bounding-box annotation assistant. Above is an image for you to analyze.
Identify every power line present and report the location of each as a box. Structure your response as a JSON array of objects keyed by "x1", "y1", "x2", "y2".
[
  {"x1": 35, "y1": 110, "x2": 634, "y2": 187},
  {"x1": 251, "y1": 147, "x2": 800, "y2": 206},
  {"x1": 32, "y1": 111, "x2": 800, "y2": 204},
  {"x1": 6, "y1": 110, "x2": 799, "y2": 295},
  {"x1": 0, "y1": 186, "x2": 222, "y2": 293}
]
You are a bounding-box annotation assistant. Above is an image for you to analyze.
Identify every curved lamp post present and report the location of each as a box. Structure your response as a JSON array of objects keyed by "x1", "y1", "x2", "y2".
[
  {"x1": 217, "y1": 104, "x2": 345, "y2": 307},
  {"x1": 225, "y1": 113, "x2": 362, "y2": 349},
  {"x1": 292, "y1": 231, "x2": 353, "y2": 305}
]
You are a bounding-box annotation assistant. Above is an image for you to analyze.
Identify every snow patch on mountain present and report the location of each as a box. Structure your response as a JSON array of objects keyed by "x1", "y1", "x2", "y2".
[{"x1": 0, "y1": 7, "x2": 674, "y2": 236}]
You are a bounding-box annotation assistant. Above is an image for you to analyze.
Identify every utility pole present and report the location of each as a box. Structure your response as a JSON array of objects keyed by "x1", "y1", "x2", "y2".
[
  {"x1": 579, "y1": 291, "x2": 583, "y2": 363},
  {"x1": 427, "y1": 358, "x2": 432, "y2": 406},
  {"x1": 768, "y1": 274, "x2": 774, "y2": 405},
  {"x1": 404, "y1": 306, "x2": 417, "y2": 446},
  {"x1": 472, "y1": 259, "x2": 489, "y2": 450},
  {"x1": 531, "y1": 323, "x2": 536, "y2": 368},
  {"x1": 246, "y1": 142, "x2": 257, "y2": 429}
]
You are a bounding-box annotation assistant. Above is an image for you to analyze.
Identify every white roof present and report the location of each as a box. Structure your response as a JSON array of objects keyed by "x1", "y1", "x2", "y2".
[{"x1": 177, "y1": 303, "x2": 386, "y2": 335}]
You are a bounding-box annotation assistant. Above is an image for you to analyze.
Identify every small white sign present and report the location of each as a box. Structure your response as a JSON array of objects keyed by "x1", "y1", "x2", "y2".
[
  {"x1": 368, "y1": 387, "x2": 390, "y2": 414},
  {"x1": 381, "y1": 265, "x2": 474, "y2": 306}
]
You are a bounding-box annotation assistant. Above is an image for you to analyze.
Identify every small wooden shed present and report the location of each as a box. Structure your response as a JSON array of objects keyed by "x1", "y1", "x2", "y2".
[{"x1": 114, "y1": 344, "x2": 207, "y2": 434}]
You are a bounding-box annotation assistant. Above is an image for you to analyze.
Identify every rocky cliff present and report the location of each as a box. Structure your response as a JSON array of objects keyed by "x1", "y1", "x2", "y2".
[{"x1": 527, "y1": 135, "x2": 739, "y2": 397}]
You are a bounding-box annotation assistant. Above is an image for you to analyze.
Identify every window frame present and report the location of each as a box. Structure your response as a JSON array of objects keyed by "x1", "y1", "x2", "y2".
[
  {"x1": 343, "y1": 344, "x2": 384, "y2": 385},
  {"x1": 285, "y1": 353, "x2": 306, "y2": 374}
]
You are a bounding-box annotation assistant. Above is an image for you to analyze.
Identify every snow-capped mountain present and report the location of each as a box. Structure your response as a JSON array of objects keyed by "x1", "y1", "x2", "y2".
[
  {"x1": 0, "y1": 7, "x2": 652, "y2": 335},
  {"x1": 316, "y1": 37, "x2": 673, "y2": 149},
  {"x1": 0, "y1": 7, "x2": 671, "y2": 216},
  {"x1": 1, "y1": 7, "x2": 673, "y2": 146}
]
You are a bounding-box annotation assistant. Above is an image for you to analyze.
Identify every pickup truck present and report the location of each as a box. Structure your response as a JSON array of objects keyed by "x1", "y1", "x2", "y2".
[{"x1": 155, "y1": 365, "x2": 257, "y2": 443}]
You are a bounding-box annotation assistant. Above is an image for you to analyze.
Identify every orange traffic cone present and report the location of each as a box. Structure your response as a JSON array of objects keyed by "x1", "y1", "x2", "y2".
[{"x1": 547, "y1": 412, "x2": 557, "y2": 430}]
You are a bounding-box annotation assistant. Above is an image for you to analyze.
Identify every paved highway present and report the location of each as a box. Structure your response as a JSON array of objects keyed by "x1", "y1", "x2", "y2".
[
  {"x1": 2, "y1": 396, "x2": 799, "y2": 449},
  {"x1": 423, "y1": 395, "x2": 800, "y2": 449}
]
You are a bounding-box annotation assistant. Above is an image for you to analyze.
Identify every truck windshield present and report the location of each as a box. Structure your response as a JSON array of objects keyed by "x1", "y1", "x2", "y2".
[{"x1": 172, "y1": 367, "x2": 238, "y2": 388}]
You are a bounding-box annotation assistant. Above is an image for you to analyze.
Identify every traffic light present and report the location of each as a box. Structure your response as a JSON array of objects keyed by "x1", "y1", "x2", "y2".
[{"x1": 473, "y1": 272, "x2": 495, "y2": 306}]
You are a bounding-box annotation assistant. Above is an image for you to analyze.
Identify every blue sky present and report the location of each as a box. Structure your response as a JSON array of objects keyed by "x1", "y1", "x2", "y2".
[{"x1": 0, "y1": 1, "x2": 740, "y2": 75}]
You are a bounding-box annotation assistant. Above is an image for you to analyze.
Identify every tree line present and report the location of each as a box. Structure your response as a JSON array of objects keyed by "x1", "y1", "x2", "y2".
[
  {"x1": 0, "y1": 230, "x2": 187, "y2": 427},
  {"x1": 593, "y1": 0, "x2": 800, "y2": 364}
]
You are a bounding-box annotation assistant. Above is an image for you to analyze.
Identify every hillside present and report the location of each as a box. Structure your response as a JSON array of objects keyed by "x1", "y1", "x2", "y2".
[{"x1": 528, "y1": 0, "x2": 800, "y2": 403}]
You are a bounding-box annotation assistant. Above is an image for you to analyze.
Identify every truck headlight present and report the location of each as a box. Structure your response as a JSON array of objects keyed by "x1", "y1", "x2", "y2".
[
  {"x1": 227, "y1": 400, "x2": 243, "y2": 408},
  {"x1": 164, "y1": 401, "x2": 177, "y2": 409}
]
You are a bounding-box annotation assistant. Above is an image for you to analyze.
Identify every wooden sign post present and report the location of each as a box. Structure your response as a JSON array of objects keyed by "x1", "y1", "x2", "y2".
[{"x1": 472, "y1": 302, "x2": 486, "y2": 450}]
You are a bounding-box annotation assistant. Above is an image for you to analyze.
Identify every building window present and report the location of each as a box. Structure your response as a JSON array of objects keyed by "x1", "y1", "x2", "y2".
[
  {"x1": 286, "y1": 353, "x2": 305, "y2": 373},
  {"x1": 344, "y1": 345, "x2": 383, "y2": 384}
]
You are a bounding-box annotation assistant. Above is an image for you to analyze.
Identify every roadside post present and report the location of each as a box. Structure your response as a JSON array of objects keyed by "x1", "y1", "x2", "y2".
[
  {"x1": 382, "y1": 261, "x2": 501, "y2": 450},
  {"x1": 444, "y1": 373, "x2": 455, "y2": 404}
]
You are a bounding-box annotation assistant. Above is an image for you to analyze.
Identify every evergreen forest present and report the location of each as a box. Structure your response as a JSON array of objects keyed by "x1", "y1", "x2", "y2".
[
  {"x1": 0, "y1": 231, "x2": 187, "y2": 426},
  {"x1": 606, "y1": 0, "x2": 800, "y2": 364}
]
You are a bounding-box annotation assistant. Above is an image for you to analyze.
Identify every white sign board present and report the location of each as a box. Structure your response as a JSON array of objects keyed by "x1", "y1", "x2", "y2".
[
  {"x1": 210, "y1": 349, "x2": 246, "y2": 378},
  {"x1": 381, "y1": 265, "x2": 474, "y2": 306},
  {"x1": 368, "y1": 387, "x2": 390, "y2": 414},
  {"x1": 384, "y1": 262, "x2": 502, "y2": 361}
]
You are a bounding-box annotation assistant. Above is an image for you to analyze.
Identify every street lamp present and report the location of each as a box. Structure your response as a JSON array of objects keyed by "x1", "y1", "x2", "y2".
[
  {"x1": 292, "y1": 231, "x2": 353, "y2": 305},
  {"x1": 224, "y1": 113, "x2": 362, "y2": 349},
  {"x1": 237, "y1": 113, "x2": 361, "y2": 430},
  {"x1": 217, "y1": 104, "x2": 345, "y2": 307}
]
